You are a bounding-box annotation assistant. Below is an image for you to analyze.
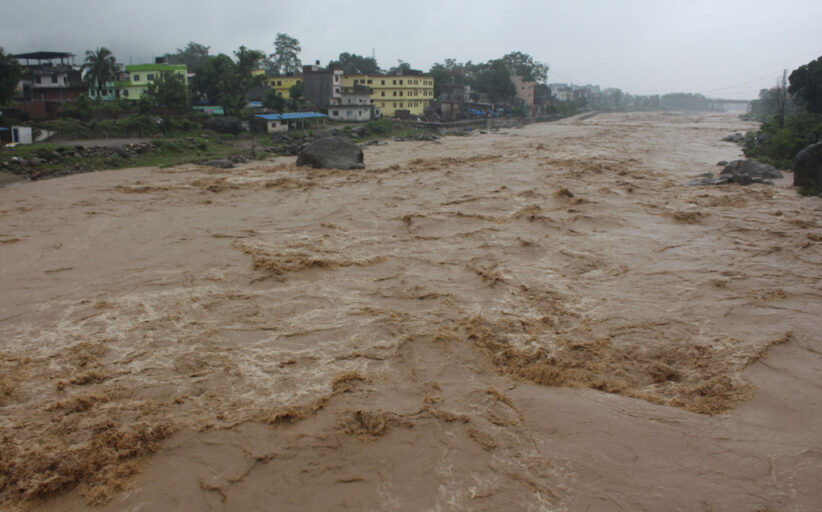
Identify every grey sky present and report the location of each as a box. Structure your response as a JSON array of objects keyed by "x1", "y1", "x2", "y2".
[{"x1": 3, "y1": 0, "x2": 821, "y2": 99}]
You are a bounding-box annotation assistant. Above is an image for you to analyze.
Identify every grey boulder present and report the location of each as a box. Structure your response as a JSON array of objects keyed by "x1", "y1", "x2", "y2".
[
  {"x1": 793, "y1": 142, "x2": 822, "y2": 192},
  {"x1": 296, "y1": 136, "x2": 364, "y2": 170}
]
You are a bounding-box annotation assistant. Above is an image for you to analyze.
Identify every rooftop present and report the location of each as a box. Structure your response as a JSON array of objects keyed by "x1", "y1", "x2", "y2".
[
  {"x1": 256, "y1": 112, "x2": 327, "y2": 121},
  {"x1": 125, "y1": 64, "x2": 187, "y2": 72}
]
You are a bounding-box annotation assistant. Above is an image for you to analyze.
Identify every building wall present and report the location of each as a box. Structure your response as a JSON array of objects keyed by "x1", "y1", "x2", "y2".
[
  {"x1": 266, "y1": 76, "x2": 303, "y2": 100},
  {"x1": 121, "y1": 64, "x2": 188, "y2": 100},
  {"x1": 302, "y1": 68, "x2": 342, "y2": 108},
  {"x1": 328, "y1": 105, "x2": 371, "y2": 122},
  {"x1": 341, "y1": 74, "x2": 434, "y2": 117},
  {"x1": 511, "y1": 75, "x2": 535, "y2": 108}
]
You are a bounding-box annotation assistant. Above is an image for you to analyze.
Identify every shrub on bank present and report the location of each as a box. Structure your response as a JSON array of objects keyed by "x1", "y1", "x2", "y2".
[{"x1": 743, "y1": 113, "x2": 822, "y2": 169}]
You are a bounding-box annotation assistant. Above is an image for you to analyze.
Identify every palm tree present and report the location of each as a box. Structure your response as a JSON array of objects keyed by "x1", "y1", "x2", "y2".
[{"x1": 83, "y1": 47, "x2": 119, "y2": 100}]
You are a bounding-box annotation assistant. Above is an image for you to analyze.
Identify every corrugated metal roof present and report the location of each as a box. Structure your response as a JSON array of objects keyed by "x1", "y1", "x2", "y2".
[{"x1": 256, "y1": 112, "x2": 327, "y2": 121}]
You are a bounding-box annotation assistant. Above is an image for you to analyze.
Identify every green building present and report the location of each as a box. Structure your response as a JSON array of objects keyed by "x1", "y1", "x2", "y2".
[{"x1": 120, "y1": 63, "x2": 188, "y2": 100}]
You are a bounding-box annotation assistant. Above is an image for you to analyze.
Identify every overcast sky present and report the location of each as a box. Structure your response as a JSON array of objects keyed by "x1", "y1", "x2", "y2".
[{"x1": 3, "y1": 0, "x2": 820, "y2": 99}]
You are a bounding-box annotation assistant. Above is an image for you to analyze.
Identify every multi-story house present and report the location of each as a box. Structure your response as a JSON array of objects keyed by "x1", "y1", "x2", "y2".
[
  {"x1": 265, "y1": 74, "x2": 303, "y2": 100},
  {"x1": 328, "y1": 84, "x2": 374, "y2": 122},
  {"x1": 13, "y1": 51, "x2": 85, "y2": 119},
  {"x1": 302, "y1": 64, "x2": 374, "y2": 121},
  {"x1": 120, "y1": 63, "x2": 188, "y2": 100},
  {"x1": 341, "y1": 70, "x2": 434, "y2": 117}
]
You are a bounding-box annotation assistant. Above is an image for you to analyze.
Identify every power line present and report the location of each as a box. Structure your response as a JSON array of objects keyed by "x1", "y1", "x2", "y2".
[{"x1": 703, "y1": 71, "x2": 782, "y2": 93}]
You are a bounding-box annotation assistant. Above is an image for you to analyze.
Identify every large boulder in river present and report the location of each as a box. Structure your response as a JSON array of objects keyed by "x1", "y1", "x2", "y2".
[
  {"x1": 793, "y1": 142, "x2": 822, "y2": 192},
  {"x1": 296, "y1": 136, "x2": 364, "y2": 170},
  {"x1": 719, "y1": 159, "x2": 782, "y2": 185}
]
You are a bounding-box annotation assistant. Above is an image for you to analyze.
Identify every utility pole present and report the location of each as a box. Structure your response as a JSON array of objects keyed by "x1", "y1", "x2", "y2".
[{"x1": 776, "y1": 69, "x2": 787, "y2": 129}]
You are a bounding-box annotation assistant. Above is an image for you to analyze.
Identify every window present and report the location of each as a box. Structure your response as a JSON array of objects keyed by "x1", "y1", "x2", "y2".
[
  {"x1": 354, "y1": 79, "x2": 358, "y2": 84},
  {"x1": 393, "y1": 91, "x2": 396, "y2": 97},
  {"x1": 381, "y1": 91, "x2": 385, "y2": 96},
  {"x1": 123, "y1": 89, "x2": 129, "y2": 97},
  {"x1": 393, "y1": 102, "x2": 397, "y2": 107},
  {"x1": 333, "y1": 110, "x2": 339, "y2": 116},
  {"x1": 277, "y1": 80, "x2": 282, "y2": 86},
  {"x1": 147, "y1": 74, "x2": 154, "y2": 81},
  {"x1": 381, "y1": 80, "x2": 385, "y2": 85},
  {"x1": 399, "y1": 80, "x2": 403, "y2": 85},
  {"x1": 133, "y1": 74, "x2": 140, "y2": 81},
  {"x1": 51, "y1": 75, "x2": 58, "y2": 83},
  {"x1": 347, "y1": 110, "x2": 352, "y2": 117},
  {"x1": 367, "y1": 80, "x2": 372, "y2": 84},
  {"x1": 399, "y1": 91, "x2": 403, "y2": 96},
  {"x1": 392, "y1": 79, "x2": 396, "y2": 85},
  {"x1": 400, "y1": 103, "x2": 403, "y2": 108}
]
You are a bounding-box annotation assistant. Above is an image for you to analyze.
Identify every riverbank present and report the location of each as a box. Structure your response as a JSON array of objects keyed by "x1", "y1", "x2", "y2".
[{"x1": 1, "y1": 111, "x2": 820, "y2": 511}]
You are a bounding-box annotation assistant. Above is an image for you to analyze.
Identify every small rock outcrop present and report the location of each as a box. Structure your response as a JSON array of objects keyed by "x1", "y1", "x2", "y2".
[
  {"x1": 719, "y1": 160, "x2": 782, "y2": 185},
  {"x1": 296, "y1": 137, "x2": 364, "y2": 170},
  {"x1": 687, "y1": 159, "x2": 782, "y2": 186},
  {"x1": 203, "y1": 159, "x2": 235, "y2": 169},
  {"x1": 723, "y1": 132, "x2": 746, "y2": 144},
  {"x1": 793, "y1": 142, "x2": 822, "y2": 193}
]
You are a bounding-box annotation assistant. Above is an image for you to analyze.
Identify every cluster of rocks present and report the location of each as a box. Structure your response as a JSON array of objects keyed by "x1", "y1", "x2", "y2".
[
  {"x1": 1, "y1": 142, "x2": 161, "y2": 179},
  {"x1": 201, "y1": 154, "x2": 254, "y2": 169},
  {"x1": 722, "y1": 132, "x2": 746, "y2": 144},
  {"x1": 687, "y1": 159, "x2": 783, "y2": 186}
]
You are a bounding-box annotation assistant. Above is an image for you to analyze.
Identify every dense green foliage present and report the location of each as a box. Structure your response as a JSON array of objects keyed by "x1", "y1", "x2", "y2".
[
  {"x1": 788, "y1": 55, "x2": 822, "y2": 114},
  {"x1": 327, "y1": 52, "x2": 381, "y2": 75},
  {"x1": 744, "y1": 113, "x2": 822, "y2": 169},
  {"x1": 191, "y1": 47, "x2": 265, "y2": 114},
  {"x1": 746, "y1": 85, "x2": 800, "y2": 123},
  {"x1": 428, "y1": 52, "x2": 548, "y2": 102},
  {"x1": 262, "y1": 89, "x2": 286, "y2": 112},
  {"x1": 141, "y1": 72, "x2": 190, "y2": 132},
  {"x1": 0, "y1": 47, "x2": 22, "y2": 107},
  {"x1": 163, "y1": 42, "x2": 211, "y2": 72},
  {"x1": 744, "y1": 55, "x2": 822, "y2": 170},
  {"x1": 269, "y1": 33, "x2": 302, "y2": 75}
]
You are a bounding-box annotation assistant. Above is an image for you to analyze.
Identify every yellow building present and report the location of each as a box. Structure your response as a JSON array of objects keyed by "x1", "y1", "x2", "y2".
[
  {"x1": 265, "y1": 74, "x2": 303, "y2": 100},
  {"x1": 340, "y1": 73, "x2": 434, "y2": 117}
]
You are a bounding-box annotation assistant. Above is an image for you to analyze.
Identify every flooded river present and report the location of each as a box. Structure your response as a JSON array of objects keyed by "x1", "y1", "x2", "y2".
[{"x1": 1, "y1": 112, "x2": 821, "y2": 511}]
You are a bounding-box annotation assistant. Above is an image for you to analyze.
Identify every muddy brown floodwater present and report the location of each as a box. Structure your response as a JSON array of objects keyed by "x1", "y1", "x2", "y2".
[{"x1": 1, "y1": 112, "x2": 821, "y2": 511}]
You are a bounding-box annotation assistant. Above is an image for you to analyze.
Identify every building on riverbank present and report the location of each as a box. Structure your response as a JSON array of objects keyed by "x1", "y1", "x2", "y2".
[
  {"x1": 120, "y1": 63, "x2": 188, "y2": 101},
  {"x1": 13, "y1": 51, "x2": 85, "y2": 119}
]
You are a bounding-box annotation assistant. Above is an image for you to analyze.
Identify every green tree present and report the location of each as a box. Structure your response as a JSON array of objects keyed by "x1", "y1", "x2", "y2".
[
  {"x1": 262, "y1": 89, "x2": 286, "y2": 113},
  {"x1": 328, "y1": 52, "x2": 381, "y2": 75},
  {"x1": 191, "y1": 47, "x2": 264, "y2": 114},
  {"x1": 389, "y1": 60, "x2": 412, "y2": 75},
  {"x1": 788, "y1": 55, "x2": 822, "y2": 113},
  {"x1": 140, "y1": 72, "x2": 190, "y2": 133},
  {"x1": 270, "y1": 33, "x2": 302, "y2": 75},
  {"x1": 501, "y1": 51, "x2": 549, "y2": 83},
  {"x1": 429, "y1": 58, "x2": 474, "y2": 96},
  {"x1": 164, "y1": 41, "x2": 210, "y2": 72},
  {"x1": 476, "y1": 59, "x2": 515, "y2": 104},
  {"x1": 83, "y1": 47, "x2": 120, "y2": 100},
  {"x1": 287, "y1": 82, "x2": 304, "y2": 110},
  {"x1": 0, "y1": 48, "x2": 22, "y2": 107}
]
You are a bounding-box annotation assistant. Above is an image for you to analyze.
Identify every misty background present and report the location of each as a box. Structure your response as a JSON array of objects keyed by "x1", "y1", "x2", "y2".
[{"x1": 2, "y1": 0, "x2": 821, "y2": 99}]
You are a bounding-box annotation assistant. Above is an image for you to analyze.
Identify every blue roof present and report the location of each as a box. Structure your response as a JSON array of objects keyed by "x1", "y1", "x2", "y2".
[{"x1": 256, "y1": 112, "x2": 327, "y2": 121}]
